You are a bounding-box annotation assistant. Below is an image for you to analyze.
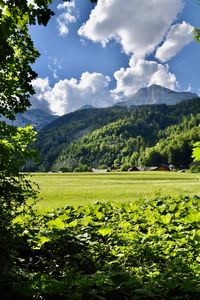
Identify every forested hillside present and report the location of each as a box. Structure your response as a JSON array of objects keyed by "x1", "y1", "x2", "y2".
[
  {"x1": 35, "y1": 107, "x2": 132, "y2": 171},
  {"x1": 35, "y1": 98, "x2": 200, "y2": 171}
]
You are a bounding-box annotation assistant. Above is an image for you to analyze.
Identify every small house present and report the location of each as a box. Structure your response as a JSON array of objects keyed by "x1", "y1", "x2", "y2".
[
  {"x1": 92, "y1": 168, "x2": 109, "y2": 173},
  {"x1": 150, "y1": 164, "x2": 170, "y2": 171},
  {"x1": 169, "y1": 164, "x2": 176, "y2": 170},
  {"x1": 189, "y1": 161, "x2": 200, "y2": 167},
  {"x1": 128, "y1": 166, "x2": 139, "y2": 171}
]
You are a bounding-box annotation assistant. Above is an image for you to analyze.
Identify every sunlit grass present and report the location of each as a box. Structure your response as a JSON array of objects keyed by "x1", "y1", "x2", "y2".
[{"x1": 30, "y1": 171, "x2": 200, "y2": 211}]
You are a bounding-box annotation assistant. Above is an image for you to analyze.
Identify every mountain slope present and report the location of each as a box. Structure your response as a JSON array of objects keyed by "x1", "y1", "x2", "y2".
[
  {"x1": 34, "y1": 98, "x2": 200, "y2": 171},
  {"x1": 1, "y1": 109, "x2": 58, "y2": 130},
  {"x1": 141, "y1": 116, "x2": 200, "y2": 168},
  {"x1": 35, "y1": 106, "x2": 132, "y2": 170},
  {"x1": 116, "y1": 85, "x2": 198, "y2": 106},
  {"x1": 52, "y1": 100, "x2": 200, "y2": 171}
]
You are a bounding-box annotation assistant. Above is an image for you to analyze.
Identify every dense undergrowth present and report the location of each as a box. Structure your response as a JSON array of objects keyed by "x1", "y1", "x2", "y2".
[{"x1": 2, "y1": 195, "x2": 200, "y2": 299}]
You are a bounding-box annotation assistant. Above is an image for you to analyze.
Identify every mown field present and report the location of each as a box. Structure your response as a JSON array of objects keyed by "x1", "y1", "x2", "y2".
[{"x1": 30, "y1": 171, "x2": 200, "y2": 210}]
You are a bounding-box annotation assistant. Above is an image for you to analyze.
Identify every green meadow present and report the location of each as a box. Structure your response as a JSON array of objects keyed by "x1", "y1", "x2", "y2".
[{"x1": 30, "y1": 171, "x2": 200, "y2": 210}]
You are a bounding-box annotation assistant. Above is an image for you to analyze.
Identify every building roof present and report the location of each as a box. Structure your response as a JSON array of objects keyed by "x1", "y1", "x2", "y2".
[{"x1": 150, "y1": 164, "x2": 170, "y2": 171}]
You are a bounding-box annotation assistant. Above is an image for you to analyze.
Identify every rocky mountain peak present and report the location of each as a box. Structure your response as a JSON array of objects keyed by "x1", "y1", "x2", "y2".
[{"x1": 116, "y1": 84, "x2": 198, "y2": 107}]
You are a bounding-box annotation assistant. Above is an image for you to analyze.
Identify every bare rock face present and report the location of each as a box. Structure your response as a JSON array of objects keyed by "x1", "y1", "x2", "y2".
[{"x1": 117, "y1": 84, "x2": 198, "y2": 107}]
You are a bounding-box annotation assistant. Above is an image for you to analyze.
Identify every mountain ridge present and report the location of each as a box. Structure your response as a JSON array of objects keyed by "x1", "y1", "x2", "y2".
[
  {"x1": 32, "y1": 97, "x2": 200, "y2": 172},
  {"x1": 1, "y1": 109, "x2": 58, "y2": 130},
  {"x1": 115, "y1": 84, "x2": 198, "y2": 107}
]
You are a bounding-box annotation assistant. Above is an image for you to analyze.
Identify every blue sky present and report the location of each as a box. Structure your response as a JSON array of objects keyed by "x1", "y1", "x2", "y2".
[{"x1": 29, "y1": 0, "x2": 200, "y2": 115}]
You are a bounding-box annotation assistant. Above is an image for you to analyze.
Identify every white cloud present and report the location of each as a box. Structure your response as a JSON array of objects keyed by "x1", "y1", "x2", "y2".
[
  {"x1": 31, "y1": 60, "x2": 177, "y2": 115},
  {"x1": 78, "y1": 1, "x2": 182, "y2": 100},
  {"x1": 78, "y1": 0, "x2": 184, "y2": 57},
  {"x1": 56, "y1": 0, "x2": 77, "y2": 36},
  {"x1": 112, "y1": 56, "x2": 177, "y2": 98},
  {"x1": 31, "y1": 73, "x2": 115, "y2": 115},
  {"x1": 31, "y1": 0, "x2": 194, "y2": 114},
  {"x1": 31, "y1": 78, "x2": 52, "y2": 113},
  {"x1": 186, "y1": 84, "x2": 192, "y2": 92},
  {"x1": 155, "y1": 21, "x2": 194, "y2": 62},
  {"x1": 47, "y1": 57, "x2": 63, "y2": 80},
  {"x1": 57, "y1": 1, "x2": 75, "y2": 10}
]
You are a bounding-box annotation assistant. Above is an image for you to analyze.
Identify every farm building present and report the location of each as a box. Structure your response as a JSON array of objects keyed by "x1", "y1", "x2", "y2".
[
  {"x1": 128, "y1": 166, "x2": 140, "y2": 171},
  {"x1": 190, "y1": 161, "x2": 200, "y2": 167},
  {"x1": 150, "y1": 164, "x2": 170, "y2": 171},
  {"x1": 92, "y1": 168, "x2": 110, "y2": 173}
]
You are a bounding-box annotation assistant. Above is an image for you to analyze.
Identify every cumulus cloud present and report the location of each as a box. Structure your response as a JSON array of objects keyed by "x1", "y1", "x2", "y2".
[
  {"x1": 77, "y1": 0, "x2": 189, "y2": 102},
  {"x1": 31, "y1": 78, "x2": 52, "y2": 113},
  {"x1": 31, "y1": 60, "x2": 177, "y2": 114},
  {"x1": 47, "y1": 57, "x2": 63, "y2": 80},
  {"x1": 57, "y1": 1, "x2": 75, "y2": 10},
  {"x1": 155, "y1": 21, "x2": 194, "y2": 62},
  {"x1": 31, "y1": 73, "x2": 115, "y2": 115},
  {"x1": 31, "y1": 0, "x2": 194, "y2": 114},
  {"x1": 56, "y1": 0, "x2": 77, "y2": 36},
  {"x1": 78, "y1": 0, "x2": 184, "y2": 57},
  {"x1": 112, "y1": 56, "x2": 177, "y2": 98},
  {"x1": 186, "y1": 84, "x2": 192, "y2": 92}
]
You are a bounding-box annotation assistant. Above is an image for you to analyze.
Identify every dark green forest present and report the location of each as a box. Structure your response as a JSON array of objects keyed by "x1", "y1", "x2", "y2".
[{"x1": 33, "y1": 98, "x2": 200, "y2": 172}]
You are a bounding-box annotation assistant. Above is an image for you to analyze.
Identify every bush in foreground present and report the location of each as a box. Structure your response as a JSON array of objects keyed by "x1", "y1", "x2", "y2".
[{"x1": 3, "y1": 195, "x2": 200, "y2": 299}]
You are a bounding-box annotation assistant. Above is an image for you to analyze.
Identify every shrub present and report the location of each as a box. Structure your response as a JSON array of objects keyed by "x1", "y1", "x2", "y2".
[{"x1": 14, "y1": 195, "x2": 200, "y2": 299}]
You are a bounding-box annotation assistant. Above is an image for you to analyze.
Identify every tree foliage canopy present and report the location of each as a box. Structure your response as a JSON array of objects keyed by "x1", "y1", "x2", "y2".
[
  {"x1": 0, "y1": 0, "x2": 98, "y2": 285},
  {"x1": 0, "y1": 0, "x2": 56, "y2": 295},
  {"x1": 0, "y1": 0, "x2": 55, "y2": 119},
  {"x1": 192, "y1": 141, "x2": 200, "y2": 161},
  {"x1": 193, "y1": 18, "x2": 200, "y2": 162}
]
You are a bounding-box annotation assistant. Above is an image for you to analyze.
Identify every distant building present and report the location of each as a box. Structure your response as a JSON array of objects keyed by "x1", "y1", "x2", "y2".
[
  {"x1": 169, "y1": 164, "x2": 176, "y2": 170},
  {"x1": 128, "y1": 167, "x2": 140, "y2": 171},
  {"x1": 150, "y1": 164, "x2": 170, "y2": 171},
  {"x1": 178, "y1": 169, "x2": 186, "y2": 173},
  {"x1": 92, "y1": 168, "x2": 109, "y2": 173},
  {"x1": 138, "y1": 166, "x2": 146, "y2": 171},
  {"x1": 190, "y1": 161, "x2": 200, "y2": 167}
]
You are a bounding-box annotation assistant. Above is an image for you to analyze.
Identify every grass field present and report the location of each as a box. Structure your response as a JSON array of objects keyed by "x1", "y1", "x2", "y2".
[{"x1": 30, "y1": 171, "x2": 200, "y2": 210}]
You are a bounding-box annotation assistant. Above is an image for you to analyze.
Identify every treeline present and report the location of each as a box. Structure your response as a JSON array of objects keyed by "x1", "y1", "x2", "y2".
[
  {"x1": 141, "y1": 116, "x2": 200, "y2": 168},
  {"x1": 32, "y1": 98, "x2": 200, "y2": 172}
]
